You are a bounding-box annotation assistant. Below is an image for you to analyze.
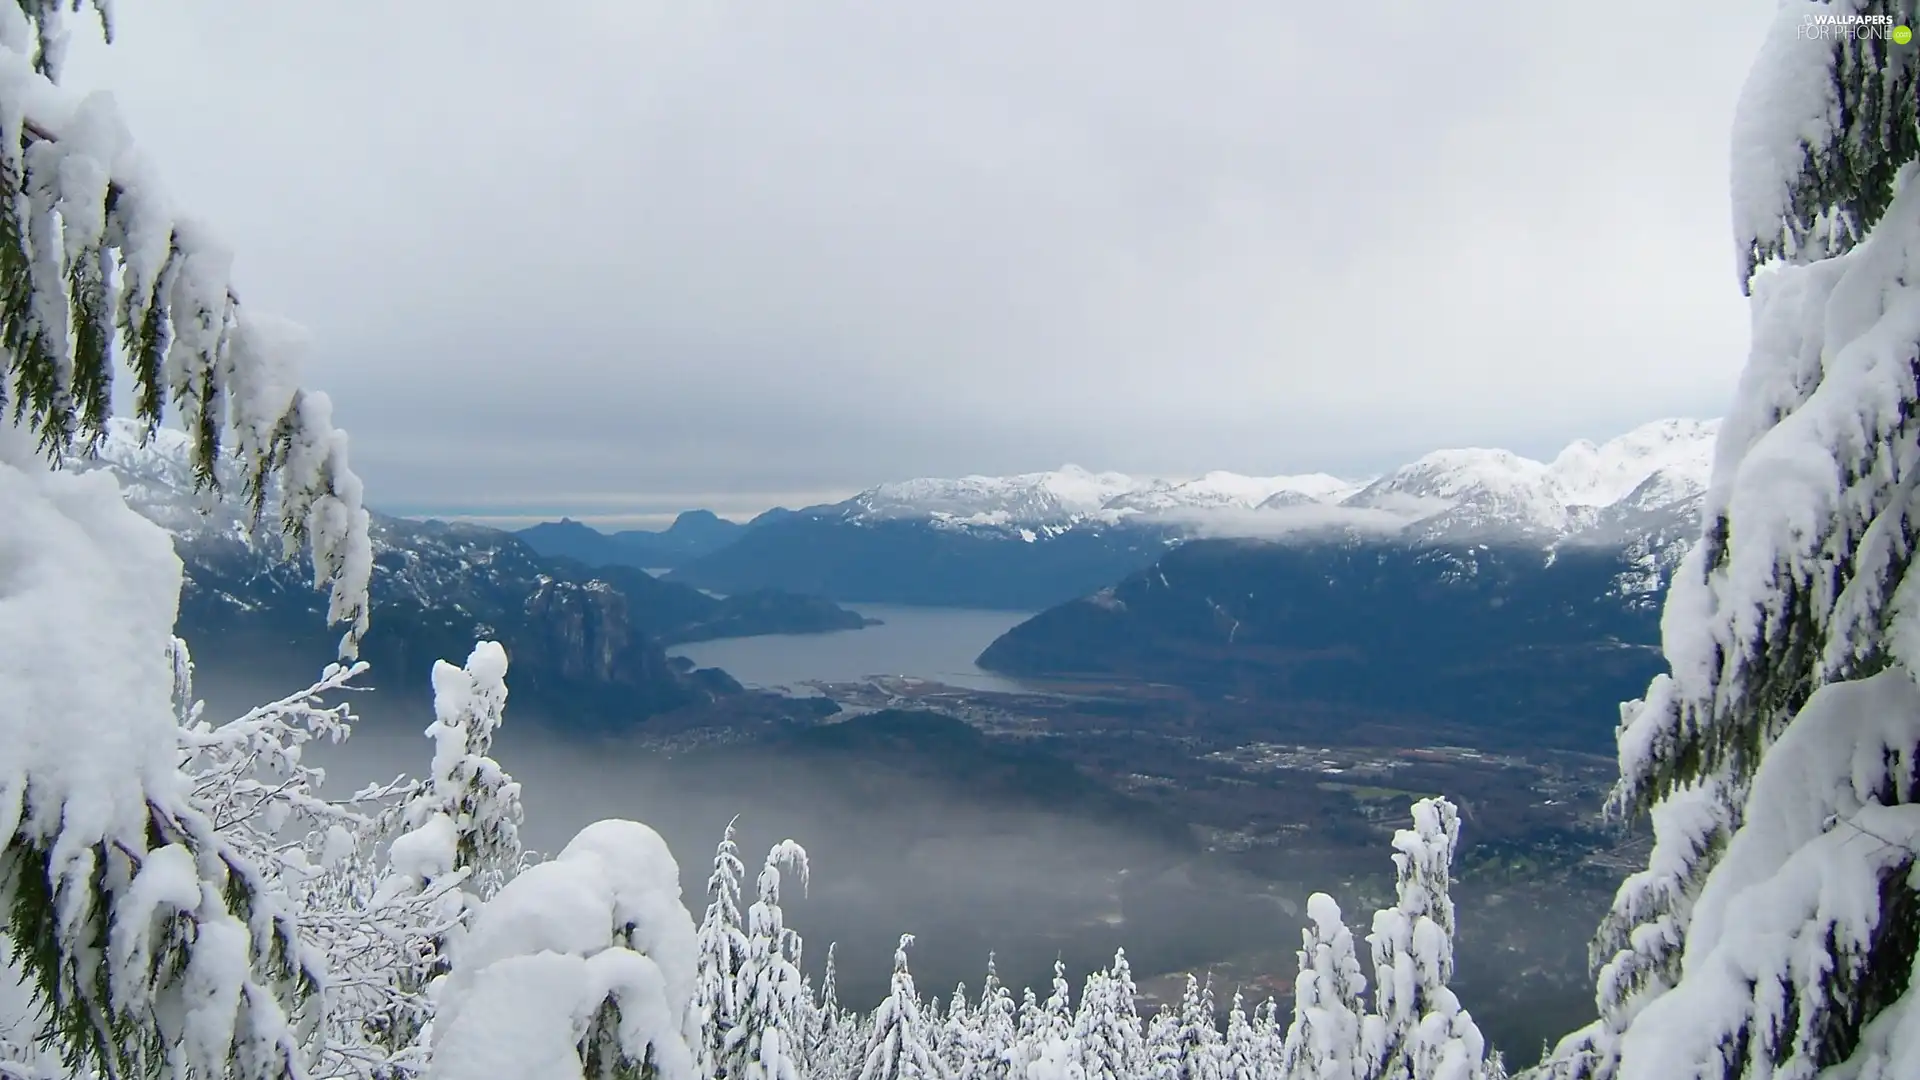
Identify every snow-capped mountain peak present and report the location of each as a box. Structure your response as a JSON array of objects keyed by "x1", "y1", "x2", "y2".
[
  {"x1": 847, "y1": 464, "x2": 1140, "y2": 526},
  {"x1": 1105, "y1": 471, "x2": 1362, "y2": 514},
  {"x1": 839, "y1": 462, "x2": 1369, "y2": 526},
  {"x1": 1546, "y1": 417, "x2": 1719, "y2": 508},
  {"x1": 828, "y1": 418, "x2": 1719, "y2": 540},
  {"x1": 1339, "y1": 418, "x2": 1720, "y2": 538}
]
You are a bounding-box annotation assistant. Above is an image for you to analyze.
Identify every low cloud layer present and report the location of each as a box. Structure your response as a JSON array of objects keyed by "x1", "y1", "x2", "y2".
[
  {"x1": 1148, "y1": 503, "x2": 1429, "y2": 541},
  {"x1": 65, "y1": 2, "x2": 1770, "y2": 523}
]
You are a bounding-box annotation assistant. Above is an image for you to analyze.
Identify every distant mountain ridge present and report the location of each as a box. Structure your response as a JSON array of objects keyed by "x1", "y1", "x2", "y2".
[
  {"x1": 518, "y1": 511, "x2": 748, "y2": 569},
  {"x1": 799, "y1": 418, "x2": 1711, "y2": 530},
  {"x1": 957, "y1": 422, "x2": 1723, "y2": 749},
  {"x1": 975, "y1": 536, "x2": 1667, "y2": 751},
  {"x1": 75, "y1": 421, "x2": 867, "y2": 729},
  {"x1": 663, "y1": 419, "x2": 1720, "y2": 610}
]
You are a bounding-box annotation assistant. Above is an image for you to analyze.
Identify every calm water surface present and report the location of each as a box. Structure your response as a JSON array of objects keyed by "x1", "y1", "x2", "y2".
[{"x1": 667, "y1": 603, "x2": 1036, "y2": 693}]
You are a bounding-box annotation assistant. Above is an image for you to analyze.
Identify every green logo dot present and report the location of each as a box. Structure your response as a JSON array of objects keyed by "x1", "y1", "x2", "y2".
[{"x1": 1896, "y1": 24, "x2": 1913, "y2": 44}]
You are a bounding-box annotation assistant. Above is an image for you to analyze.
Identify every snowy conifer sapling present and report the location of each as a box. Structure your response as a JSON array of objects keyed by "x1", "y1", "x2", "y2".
[
  {"x1": 694, "y1": 819, "x2": 752, "y2": 1079},
  {"x1": 861, "y1": 935, "x2": 945, "y2": 1080},
  {"x1": 725, "y1": 840, "x2": 812, "y2": 1080}
]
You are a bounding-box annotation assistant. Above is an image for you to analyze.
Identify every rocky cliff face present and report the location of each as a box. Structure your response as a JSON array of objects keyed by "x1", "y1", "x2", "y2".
[
  {"x1": 169, "y1": 522, "x2": 718, "y2": 728},
  {"x1": 514, "y1": 577, "x2": 699, "y2": 717}
]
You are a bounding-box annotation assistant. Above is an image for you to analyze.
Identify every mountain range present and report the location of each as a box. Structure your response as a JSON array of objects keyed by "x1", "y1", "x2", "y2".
[
  {"x1": 531, "y1": 418, "x2": 1719, "y2": 749},
  {"x1": 633, "y1": 418, "x2": 1719, "y2": 611},
  {"x1": 960, "y1": 421, "x2": 1719, "y2": 750},
  {"x1": 92, "y1": 415, "x2": 1716, "y2": 748},
  {"x1": 74, "y1": 421, "x2": 870, "y2": 728},
  {"x1": 975, "y1": 537, "x2": 1665, "y2": 751},
  {"x1": 516, "y1": 511, "x2": 752, "y2": 569}
]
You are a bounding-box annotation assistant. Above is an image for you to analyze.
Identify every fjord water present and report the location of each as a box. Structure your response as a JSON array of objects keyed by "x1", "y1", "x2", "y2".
[{"x1": 666, "y1": 602, "x2": 1037, "y2": 693}]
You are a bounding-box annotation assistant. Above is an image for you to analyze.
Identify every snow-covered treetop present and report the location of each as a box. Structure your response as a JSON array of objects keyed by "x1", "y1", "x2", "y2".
[{"x1": 432, "y1": 819, "x2": 700, "y2": 1080}]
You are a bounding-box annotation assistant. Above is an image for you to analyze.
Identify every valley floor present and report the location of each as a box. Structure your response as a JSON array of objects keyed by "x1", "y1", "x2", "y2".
[{"x1": 622, "y1": 676, "x2": 1638, "y2": 1063}]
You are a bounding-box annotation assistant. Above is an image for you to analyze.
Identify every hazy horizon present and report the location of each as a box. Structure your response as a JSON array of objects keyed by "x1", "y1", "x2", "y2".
[{"x1": 396, "y1": 409, "x2": 1718, "y2": 530}]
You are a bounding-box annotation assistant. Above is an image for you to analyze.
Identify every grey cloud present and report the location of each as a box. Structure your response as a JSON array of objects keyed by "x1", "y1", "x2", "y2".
[{"x1": 64, "y1": 1, "x2": 1771, "y2": 519}]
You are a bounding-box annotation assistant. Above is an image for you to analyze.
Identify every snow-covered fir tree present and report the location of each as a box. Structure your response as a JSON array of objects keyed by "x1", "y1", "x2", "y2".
[
  {"x1": 380, "y1": 642, "x2": 523, "y2": 904},
  {"x1": 1044, "y1": 960, "x2": 1076, "y2": 1042},
  {"x1": 1013, "y1": 986, "x2": 1047, "y2": 1077},
  {"x1": 1532, "y1": 3, "x2": 1920, "y2": 1076},
  {"x1": 1143, "y1": 1010, "x2": 1182, "y2": 1080},
  {"x1": 1074, "y1": 951, "x2": 1147, "y2": 1080},
  {"x1": 1253, "y1": 999, "x2": 1286, "y2": 1079},
  {"x1": 810, "y1": 941, "x2": 860, "y2": 1078},
  {"x1": 0, "y1": 2, "x2": 374, "y2": 1076},
  {"x1": 338, "y1": 642, "x2": 525, "y2": 1072},
  {"x1": 1220, "y1": 994, "x2": 1258, "y2": 1080},
  {"x1": 966, "y1": 955, "x2": 1019, "y2": 1080},
  {"x1": 1172, "y1": 975, "x2": 1225, "y2": 1080},
  {"x1": 929, "y1": 996, "x2": 947, "y2": 1061},
  {"x1": 1025, "y1": 1036, "x2": 1089, "y2": 1080},
  {"x1": 859, "y1": 935, "x2": 944, "y2": 1080},
  {"x1": 1364, "y1": 799, "x2": 1489, "y2": 1080},
  {"x1": 695, "y1": 819, "x2": 753, "y2": 1079},
  {"x1": 939, "y1": 984, "x2": 974, "y2": 1080},
  {"x1": 726, "y1": 841, "x2": 813, "y2": 1080},
  {"x1": 427, "y1": 819, "x2": 701, "y2": 1080},
  {"x1": 1281, "y1": 894, "x2": 1370, "y2": 1080}
]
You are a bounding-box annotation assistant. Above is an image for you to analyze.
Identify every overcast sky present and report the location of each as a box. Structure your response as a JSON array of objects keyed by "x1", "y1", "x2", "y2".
[{"x1": 65, "y1": 2, "x2": 1772, "y2": 528}]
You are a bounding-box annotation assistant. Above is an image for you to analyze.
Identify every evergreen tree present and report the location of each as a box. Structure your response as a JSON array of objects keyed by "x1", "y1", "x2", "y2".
[
  {"x1": 940, "y1": 982, "x2": 975, "y2": 1080},
  {"x1": 1044, "y1": 959, "x2": 1076, "y2": 1041},
  {"x1": 1281, "y1": 893, "x2": 1369, "y2": 1080},
  {"x1": 967, "y1": 954, "x2": 1019, "y2": 1080},
  {"x1": 0, "y1": 4, "x2": 375, "y2": 1077},
  {"x1": 806, "y1": 943, "x2": 870, "y2": 1080},
  {"x1": 1144, "y1": 1009, "x2": 1182, "y2": 1080},
  {"x1": 367, "y1": 635, "x2": 527, "y2": 1068},
  {"x1": 1072, "y1": 969, "x2": 1117, "y2": 1080},
  {"x1": 379, "y1": 642, "x2": 523, "y2": 905},
  {"x1": 929, "y1": 994, "x2": 948, "y2": 1064},
  {"x1": 429, "y1": 820, "x2": 700, "y2": 1080},
  {"x1": 1074, "y1": 949, "x2": 1146, "y2": 1080},
  {"x1": 726, "y1": 840, "x2": 812, "y2": 1080},
  {"x1": 1535, "y1": 5, "x2": 1920, "y2": 1077},
  {"x1": 835, "y1": 1009, "x2": 878, "y2": 1080},
  {"x1": 694, "y1": 819, "x2": 752, "y2": 1079},
  {"x1": 795, "y1": 969, "x2": 820, "y2": 1072},
  {"x1": 1252, "y1": 998, "x2": 1285, "y2": 1079},
  {"x1": 1220, "y1": 994, "x2": 1258, "y2": 1080},
  {"x1": 1014, "y1": 986, "x2": 1048, "y2": 1076},
  {"x1": 810, "y1": 941, "x2": 843, "y2": 1069},
  {"x1": 860, "y1": 935, "x2": 945, "y2": 1080},
  {"x1": 1025, "y1": 1034, "x2": 1088, "y2": 1080},
  {"x1": 320, "y1": 643, "x2": 523, "y2": 1075},
  {"x1": 1172, "y1": 975, "x2": 1225, "y2": 1080},
  {"x1": 1364, "y1": 799, "x2": 1488, "y2": 1080}
]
